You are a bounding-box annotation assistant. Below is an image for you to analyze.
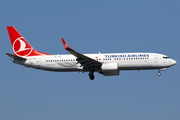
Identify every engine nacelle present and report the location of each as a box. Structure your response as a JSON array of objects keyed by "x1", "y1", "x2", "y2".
[
  {"x1": 101, "y1": 63, "x2": 118, "y2": 71},
  {"x1": 101, "y1": 63, "x2": 119, "y2": 76},
  {"x1": 102, "y1": 71, "x2": 119, "y2": 76}
]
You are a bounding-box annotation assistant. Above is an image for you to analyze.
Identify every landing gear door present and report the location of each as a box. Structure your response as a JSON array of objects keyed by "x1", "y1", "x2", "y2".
[{"x1": 154, "y1": 55, "x2": 158, "y2": 63}]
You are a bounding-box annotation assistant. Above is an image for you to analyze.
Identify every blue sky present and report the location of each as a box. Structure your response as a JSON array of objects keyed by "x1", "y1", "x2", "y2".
[{"x1": 1, "y1": 0, "x2": 180, "y2": 120}]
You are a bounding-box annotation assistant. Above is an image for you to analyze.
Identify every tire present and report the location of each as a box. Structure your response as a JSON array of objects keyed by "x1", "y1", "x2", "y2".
[
  {"x1": 89, "y1": 72, "x2": 95, "y2": 80},
  {"x1": 157, "y1": 72, "x2": 161, "y2": 76},
  {"x1": 90, "y1": 76, "x2": 95, "y2": 80}
]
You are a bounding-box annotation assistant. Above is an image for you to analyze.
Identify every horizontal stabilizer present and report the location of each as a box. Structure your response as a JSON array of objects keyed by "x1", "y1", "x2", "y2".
[{"x1": 5, "y1": 53, "x2": 26, "y2": 60}]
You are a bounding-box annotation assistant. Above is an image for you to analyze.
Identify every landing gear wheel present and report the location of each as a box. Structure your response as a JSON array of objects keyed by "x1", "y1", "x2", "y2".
[
  {"x1": 90, "y1": 76, "x2": 95, "y2": 80},
  {"x1": 157, "y1": 72, "x2": 161, "y2": 76},
  {"x1": 89, "y1": 72, "x2": 95, "y2": 80}
]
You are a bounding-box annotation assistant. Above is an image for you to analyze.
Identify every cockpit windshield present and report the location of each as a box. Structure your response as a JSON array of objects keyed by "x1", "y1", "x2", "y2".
[{"x1": 163, "y1": 56, "x2": 170, "y2": 59}]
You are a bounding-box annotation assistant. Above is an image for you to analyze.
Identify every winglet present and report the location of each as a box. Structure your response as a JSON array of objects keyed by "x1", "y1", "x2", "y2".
[{"x1": 61, "y1": 38, "x2": 71, "y2": 50}]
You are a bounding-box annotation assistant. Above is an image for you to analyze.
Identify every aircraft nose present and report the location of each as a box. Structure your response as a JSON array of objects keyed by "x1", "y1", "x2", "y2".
[{"x1": 172, "y1": 59, "x2": 177, "y2": 65}]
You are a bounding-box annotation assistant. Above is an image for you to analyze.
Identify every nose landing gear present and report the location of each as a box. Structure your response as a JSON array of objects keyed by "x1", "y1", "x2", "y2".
[
  {"x1": 89, "y1": 71, "x2": 95, "y2": 80},
  {"x1": 157, "y1": 71, "x2": 161, "y2": 76},
  {"x1": 157, "y1": 68, "x2": 167, "y2": 76}
]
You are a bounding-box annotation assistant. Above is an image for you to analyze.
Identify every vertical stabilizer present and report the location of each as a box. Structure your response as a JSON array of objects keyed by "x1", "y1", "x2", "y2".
[{"x1": 7, "y1": 26, "x2": 50, "y2": 57}]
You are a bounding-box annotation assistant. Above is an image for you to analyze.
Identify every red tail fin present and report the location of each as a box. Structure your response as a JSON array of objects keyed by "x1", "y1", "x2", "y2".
[{"x1": 7, "y1": 26, "x2": 50, "y2": 57}]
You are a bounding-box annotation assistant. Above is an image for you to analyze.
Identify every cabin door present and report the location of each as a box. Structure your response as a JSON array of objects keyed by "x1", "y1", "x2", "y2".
[{"x1": 154, "y1": 55, "x2": 158, "y2": 63}]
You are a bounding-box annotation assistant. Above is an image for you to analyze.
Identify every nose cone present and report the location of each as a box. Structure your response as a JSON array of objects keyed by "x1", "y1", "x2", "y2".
[{"x1": 172, "y1": 59, "x2": 177, "y2": 66}]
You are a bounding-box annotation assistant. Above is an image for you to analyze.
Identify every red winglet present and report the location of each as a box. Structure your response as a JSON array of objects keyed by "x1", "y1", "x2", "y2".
[{"x1": 61, "y1": 38, "x2": 71, "y2": 50}]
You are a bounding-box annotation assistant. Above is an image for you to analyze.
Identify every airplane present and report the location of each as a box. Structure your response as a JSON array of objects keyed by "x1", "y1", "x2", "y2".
[{"x1": 5, "y1": 26, "x2": 177, "y2": 80}]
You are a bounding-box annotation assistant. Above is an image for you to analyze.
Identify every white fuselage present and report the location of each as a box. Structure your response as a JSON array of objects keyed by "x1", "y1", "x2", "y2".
[
  {"x1": 6, "y1": 26, "x2": 177, "y2": 79},
  {"x1": 14, "y1": 52, "x2": 176, "y2": 73}
]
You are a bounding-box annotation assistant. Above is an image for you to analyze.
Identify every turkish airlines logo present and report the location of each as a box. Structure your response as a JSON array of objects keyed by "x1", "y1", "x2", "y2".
[
  {"x1": 13, "y1": 37, "x2": 33, "y2": 56},
  {"x1": 64, "y1": 43, "x2": 70, "y2": 49}
]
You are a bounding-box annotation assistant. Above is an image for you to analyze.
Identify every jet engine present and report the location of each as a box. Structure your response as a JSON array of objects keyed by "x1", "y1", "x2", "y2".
[{"x1": 101, "y1": 63, "x2": 119, "y2": 76}]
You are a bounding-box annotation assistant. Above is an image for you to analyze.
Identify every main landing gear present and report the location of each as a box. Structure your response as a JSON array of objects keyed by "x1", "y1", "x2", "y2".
[{"x1": 89, "y1": 71, "x2": 95, "y2": 80}]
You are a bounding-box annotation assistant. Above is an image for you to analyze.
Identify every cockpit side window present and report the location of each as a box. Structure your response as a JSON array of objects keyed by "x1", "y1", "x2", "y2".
[{"x1": 163, "y1": 56, "x2": 170, "y2": 59}]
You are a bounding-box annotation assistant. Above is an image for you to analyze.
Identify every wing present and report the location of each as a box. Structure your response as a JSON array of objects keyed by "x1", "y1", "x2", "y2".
[{"x1": 61, "y1": 38, "x2": 102, "y2": 69}]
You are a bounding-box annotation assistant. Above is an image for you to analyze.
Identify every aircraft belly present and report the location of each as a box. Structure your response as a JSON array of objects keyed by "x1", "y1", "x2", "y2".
[
  {"x1": 118, "y1": 62, "x2": 165, "y2": 70},
  {"x1": 38, "y1": 61, "x2": 82, "y2": 72},
  {"x1": 118, "y1": 61, "x2": 154, "y2": 70}
]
